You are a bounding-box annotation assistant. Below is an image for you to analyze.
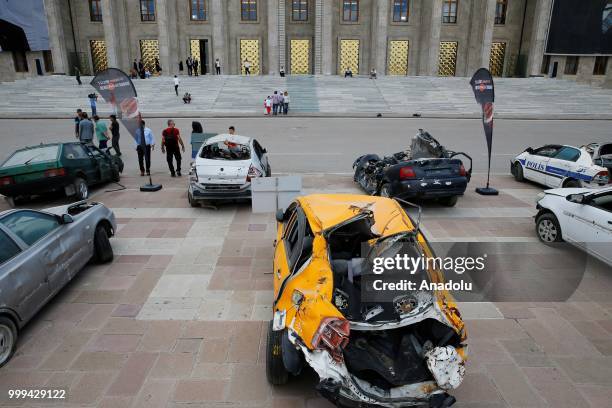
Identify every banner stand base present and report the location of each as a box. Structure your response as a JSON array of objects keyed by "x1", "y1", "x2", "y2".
[
  {"x1": 476, "y1": 187, "x2": 499, "y2": 196},
  {"x1": 140, "y1": 183, "x2": 163, "y2": 192}
]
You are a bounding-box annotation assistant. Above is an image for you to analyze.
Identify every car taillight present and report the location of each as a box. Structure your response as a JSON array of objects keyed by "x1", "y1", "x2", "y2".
[
  {"x1": 44, "y1": 168, "x2": 66, "y2": 178},
  {"x1": 246, "y1": 165, "x2": 262, "y2": 182},
  {"x1": 593, "y1": 170, "x2": 610, "y2": 185},
  {"x1": 399, "y1": 166, "x2": 416, "y2": 180},
  {"x1": 311, "y1": 317, "x2": 350, "y2": 361},
  {"x1": 189, "y1": 165, "x2": 198, "y2": 183},
  {"x1": 0, "y1": 176, "x2": 14, "y2": 186},
  {"x1": 459, "y1": 164, "x2": 467, "y2": 177}
]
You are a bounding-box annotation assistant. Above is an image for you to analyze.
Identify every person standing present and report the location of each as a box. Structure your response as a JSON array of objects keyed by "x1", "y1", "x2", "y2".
[
  {"x1": 173, "y1": 75, "x2": 180, "y2": 96},
  {"x1": 88, "y1": 93, "x2": 98, "y2": 116},
  {"x1": 264, "y1": 96, "x2": 272, "y2": 115},
  {"x1": 283, "y1": 91, "x2": 290, "y2": 115},
  {"x1": 74, "y1": 109, "x2": 83, "y2": 139},
  {"x1": 244, "y1": 59, "x2": 251, "y2": 75},
  {"x1": 277, "y1": 91, "x2": 284, "y2": 116},
  {"x1": 135, "y1": 121, "x2": 155, "y2": 176},
  {"x1": 93, "y1": 115, "x2": 110, "y2": 149},
  {"x1": 272, "y1": 91, "x2": 279, "y2": 115},
  {"x1": 279, "y1": 65, "x2": 286, "y2": 77},
  {"x1": 215, "y1": 58, "x2": 221, "y2": 75},
  {"x1": 155, "y1": 58, "x2": 162, "y2": 74},
  {"x1": 74, "y1": 67, "x2": 82, "y2": 85},
  {"x1": 78, "y1": 113, "x2": 94, "y2": 144},
  {"x1": 161, "y1": 120, "x2": 185, "y2": 177},
  {"x1": 186, "y1": 56, "x2": 193, "y2": 76},
  {"x1": 193, "y1": 59, "x2": 199, "y2": 76},
  {"x1": 133, "y1": 59, "x2": 138, "y2": 73},
  {"x1": 110, "y1": 114, "x2": 121, "y2": 155}
]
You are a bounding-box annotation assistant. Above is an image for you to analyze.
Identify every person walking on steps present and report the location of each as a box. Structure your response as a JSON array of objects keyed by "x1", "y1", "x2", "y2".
[
  {"x1": 161, "y1": 120, "x2": 185, "y2": 177},
  {"x1": 75, "y1": 67, "x2": 82, "y2": 85},
  {"x1": 174, "y1": 75, "x2": 180, "y2": 96}
]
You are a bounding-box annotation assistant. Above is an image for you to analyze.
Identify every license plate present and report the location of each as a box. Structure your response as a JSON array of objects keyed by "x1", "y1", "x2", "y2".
[{"x1": 426, "y1": 169, "x2": 449, "y2": 176}]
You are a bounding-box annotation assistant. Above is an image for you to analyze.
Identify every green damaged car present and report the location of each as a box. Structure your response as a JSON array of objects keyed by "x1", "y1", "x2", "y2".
[{"x1": 0, "y1": 142, "x2": 123, "y2": 205}]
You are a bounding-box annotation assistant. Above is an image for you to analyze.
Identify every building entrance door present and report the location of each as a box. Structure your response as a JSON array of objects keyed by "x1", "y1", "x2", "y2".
[
  {"x1": 388, "y1": 40, "x2": 409, "y2": 75},
  {"x1": 339, "y1": 39, "x2": 360, "y2": 75},
  {"x1": 290, "y1": 39, "x2": 310, "y2": 74},
  {"x1": 551, "y1": 62, "x2": 558, "y2": 78},
  {"x1": 240, "y1": 39, "x2": 260, "y2": 75},
  {"x1": 190, "y1": 39, "x2": 209, "y2": 75},
  {"x1": 90, "y1": 40, "x2": 108, "y2": 74}
]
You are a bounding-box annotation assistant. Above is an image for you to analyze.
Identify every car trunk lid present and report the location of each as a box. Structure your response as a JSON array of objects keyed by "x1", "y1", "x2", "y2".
[{"x1": 195, "y1": 158, "x2": 250, "y2": 185}]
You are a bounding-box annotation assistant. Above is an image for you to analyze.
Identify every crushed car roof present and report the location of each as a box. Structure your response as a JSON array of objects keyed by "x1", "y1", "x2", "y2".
[
  {"x1": 297, "y1": 194, "x2": 416, "y2": 235},
  {"x1": 205, "y1": 134, "x2": 251, "y2": 145}
]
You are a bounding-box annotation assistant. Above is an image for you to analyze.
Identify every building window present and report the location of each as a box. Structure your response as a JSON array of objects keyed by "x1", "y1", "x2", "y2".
[
  {"x1": 89, "y1": 0, "x2": 103, "y2": 22},
  {"x1": 241, "y1": 0, "x2": 257, "y2": 21},
  {"x1": 564, "y1": 56, "x2": 579, "y2": 75},
  {"x1": 442, "y1": 0, "x2": 457, "y2": 23},
  {"x1": 594, "y1": 56, "x2": 608, "y2": 75},
  {"x1": 140, "y1": 0, "x2": 155, "y2": 21},
  {"x1": 343, "y1": 0, "x2": 359, "y2": 22},
  {"x1": 190, "y1": 0, "x2": 207, "y2": 20},
  {"x1": 12, "y1": 51, "x2": 28, "y2": 72},
  {"x1": 292, "y1": 0, "x2": 308, "y2": 21},
  {"x1": 392, "y1": 0, "x2": 409, "y2": 22},
  {"x1": 495, "y1": 0, "x2": 507, "y2": 24}
]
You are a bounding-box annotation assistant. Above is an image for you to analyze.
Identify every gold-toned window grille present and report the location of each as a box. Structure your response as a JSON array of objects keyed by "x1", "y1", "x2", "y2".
[
  {"x1": 388, "y1": 40, "x2": 409, "y2": 75},
  {"x1": 438, "y1": 41, "x2": 457, "y2": 76},
  {"x1": 339, "y1": 39, "x2": 359, "y2": 74},
  {"x1": 190, "y1": 40, "x2": 201, "y2": 62},
  {"x1": 489, "y1": 42, "x2": 506, "y2": 77},
  {"x1": 89, "y1": 40, "x2": 108, "y2": 73},
  {"x1": 139, "y1": 39, "x2": 159, "y2": 71},
  {"x1": 240, "y1": 39, "x2": 260, "y2": 75},
  {"x1": 290, "y1": 40, "x2": 310, "y2": 74}
]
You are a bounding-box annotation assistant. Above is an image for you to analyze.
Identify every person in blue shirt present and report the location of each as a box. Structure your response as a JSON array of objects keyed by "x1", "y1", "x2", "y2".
[{"x1": 135, "y1": 121, "x2": 155, "y2": 176}]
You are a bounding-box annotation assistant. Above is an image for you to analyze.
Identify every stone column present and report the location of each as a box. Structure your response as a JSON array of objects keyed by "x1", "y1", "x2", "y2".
[
  {"x1": 211, "y1": 0, "x2": 227, "y2": 73},
  {"x1": 417, "y1": 0, "x2": 443, "y2": 76},
  {"x1": 278, "y1": 0, "x2": 286, "y2": 73},
  {"x1": 155, "y1": 0, "x2": 178, "y2": 75},
  {"x1": 315, "y1": 0, "x2": 333, "y2": 75},
  {"x1": 466, "y1": 0, "x2": 496, "y2": 75},
  {"x1": 604, "y1": 65, "x2": 612, "y2": 88},
  {"x1": 267, "y1": 0, "x2": 279, "y2": 74},
  {"x1": 101, "y1": 0, "x2": 119, "y2": 69},
  {"x1": 44, "y1": 0, "x2": 69, "y2": 74},
  {"x1": 526, "y1": 0, "x2": 553, "y2": 76},
  {"x1": 372, "y1": 0, "x2": 389, "y2": 75}
]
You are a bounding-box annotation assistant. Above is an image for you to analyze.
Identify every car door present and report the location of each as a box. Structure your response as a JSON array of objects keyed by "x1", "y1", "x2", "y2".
[
  {"x1": 0, "y1": 210, "x2": 70, "y2": 297},
  {"x1": 85, "y1": 145, "x2": 112, "y2": 182},
  {"x1": 523, "y1": 145, "x2": 561, "y2": 185},
  {"x1": 64, "y1": 143, "x2": 97, "y2": 182},
  {"x1": 583, "y1": 191, "x2": 612, "y2": 264},
  {"x1": 0, "y1": 217, "x2": 53, "y2": 322},
  {"x1": 546, "y1": 146, "x2": 582, "y2": 188},
  {"x1": 252, "y1": 139, "x2": 269, "y2": 175}
]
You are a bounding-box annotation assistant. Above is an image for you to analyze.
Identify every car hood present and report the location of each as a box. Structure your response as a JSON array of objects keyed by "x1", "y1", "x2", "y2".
[
  {"x1": 544, "y1": 187, "x2": 592, "y2": 197},
  {"x1": 43, "y1": 200, "x2": 90, "y2": 216}
]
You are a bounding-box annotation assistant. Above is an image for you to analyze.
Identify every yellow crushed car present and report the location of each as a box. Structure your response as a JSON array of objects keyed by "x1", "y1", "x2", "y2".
[{"x1": 267, "y1": 194, "x2": 467, "y2": 408}]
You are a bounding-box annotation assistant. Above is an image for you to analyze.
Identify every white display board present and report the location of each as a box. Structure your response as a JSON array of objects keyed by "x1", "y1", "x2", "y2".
[{"x1": 251, "y1": 176, "x2": 302, "y2": 213}]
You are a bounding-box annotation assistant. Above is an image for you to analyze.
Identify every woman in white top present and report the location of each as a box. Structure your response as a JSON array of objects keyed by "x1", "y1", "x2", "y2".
[{"x1": 283, "y1": 91, "x2": 290, "y2": 115}]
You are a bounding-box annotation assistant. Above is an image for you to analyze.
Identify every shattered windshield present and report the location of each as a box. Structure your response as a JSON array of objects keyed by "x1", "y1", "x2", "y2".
[
  {"x1": 2, "y1": 146, "x2": 59, "y2": 167},
  {"x1": 201, "y1": 140, "x2": 251, "y2": 161}
]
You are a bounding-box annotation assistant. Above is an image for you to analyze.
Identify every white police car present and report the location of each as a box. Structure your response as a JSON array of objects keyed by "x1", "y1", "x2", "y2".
[{"x1": 511, "y1": 143, "x2": 611, "y2": 188}]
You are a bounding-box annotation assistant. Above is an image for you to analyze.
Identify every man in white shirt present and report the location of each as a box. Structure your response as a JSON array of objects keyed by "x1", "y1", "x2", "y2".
[
  {"x1": 135, "y1": 120, "x2": 155, "y2": 176},
  {"x1": 173, "y1": 75, "x2": 180, "y2": 96},
  {"x1": 244, "y1": 60, "x2": 251, "y2": 75}
]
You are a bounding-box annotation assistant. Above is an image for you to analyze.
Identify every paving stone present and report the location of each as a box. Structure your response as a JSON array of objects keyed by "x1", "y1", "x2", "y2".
[
  {"x1": 133, "y1": 379, "x2": 175, "y2": 408},
  {"x1": 173, "y1": 379, "x2": 227, "y2": 402},
  {"x1": 554, "y1": 357, "x2": 612, "y2": 386},
  {"x1": 70, "y1": 352, "x2": 128, "y2": 372},
  {"x1": 68, "y1": 372, "x2": 116, "y2": 404},
  {"x1": 88, "y1": 334, "x2": 142, "y2": 353},
  {"x1": 485, "y1": 363, "x2": 546, "y2": 407},
  {"x1": 227, "y1": 364, "x2": 270, "y2": 402},
  {"x1": 150, "y1": 353, "x2": 196, "y2": 378},
  {"x1": 139, "y1": 321, "x2": 184, "y2": 352},
  {"x1": 523, "y1": 367, "x2": 590, "y2": 408},
  {"x1": 107, "y1": 352, "x2": 158, "y2": 396}
]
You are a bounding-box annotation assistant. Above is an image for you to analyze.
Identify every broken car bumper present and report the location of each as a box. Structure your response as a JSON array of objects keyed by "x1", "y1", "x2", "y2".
[
  {"x1": 188, "y1": 182, "x2": 252, "y2": 200},
  {"x1": 389, "y1": 177, "x2": 468, "y2": 200}
]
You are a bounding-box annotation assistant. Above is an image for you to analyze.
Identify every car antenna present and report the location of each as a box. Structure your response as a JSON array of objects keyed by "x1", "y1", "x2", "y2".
[{"x1": 393, "y1": 197, "x2": 422, "y2": 234}]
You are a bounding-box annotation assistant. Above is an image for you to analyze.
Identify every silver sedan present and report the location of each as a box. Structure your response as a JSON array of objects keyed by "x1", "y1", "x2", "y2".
[{"x1": 0, "y1": 201, "x2": 116, "y2": 367}]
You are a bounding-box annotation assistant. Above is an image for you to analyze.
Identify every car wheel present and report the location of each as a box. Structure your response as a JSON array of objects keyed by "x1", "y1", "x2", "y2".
[
  {"x1": 111, "y1": 165, "x2": 121, "y2": 182},
  {"x1": 0, "y1": 316, "x2": 17, "y2": 368},
  {"x1": 379, "y1": 183, "x2": 391, "y2": 198},
  {"x1": 564, "y1": 179, "x2": 581, "y2": 188},
  {"x1": 266, "y1": 320, "x2": 289, "y2": 385},
  {"x1": 188, "y1": 193, "x2": 199, "y2": 208},
  {"x1": 266, "y1": 165, "x2": 272, "y2": 177},
  {"x1": 93, "y1": 224, "x2": 114, "y2": 263},
  {"x1": 536, "y1": 213, "x2": 563, "y2": 243},
  {"x1": 73, "y1": 177, "x2": 88, "y2": 200},
  {"x1": 439, "y1": 195, "x2": 459, "y2": 207},
  {"x1": 512, "y1": 162, "x2": 524, "y2": 182}
]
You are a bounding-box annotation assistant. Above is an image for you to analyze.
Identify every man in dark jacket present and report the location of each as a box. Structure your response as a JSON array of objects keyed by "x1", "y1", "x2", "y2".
[{"x1": 110, "y1": 114, "x2": 121, "y2": 155}]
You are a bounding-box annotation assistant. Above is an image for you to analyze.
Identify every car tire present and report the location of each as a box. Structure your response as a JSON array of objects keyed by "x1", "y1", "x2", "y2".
[
  {"x1": 266, "y1": 165, "x2": 272, "y2": 177},
  {"x1": 93, "y1": 224, "x2": 114, "y2": 263},
  {"x1": 379, "y1": 183, "x2": 391, "y2": 198},
  {"x1": 73, "y1": 177, "x2": 88, "y2": 200},
  {"x1": 0, "y1": 316, "x2": 17, "y2": 368},
  {"x1": 188, "y1": 193, "x2": 199, "y2": 208},
  {"x1": 564, "y1": 179, "x2": 581, "y2": 188},
  {"x1": 512, "y1": 162, "x2": 524, "y2": 182},
  {"x1": 439, "y1": 195, "x2": 459, "y2": 207},
  {"x1": 266, "y1": 320, "x2": 289, "y2": 385},
  {"x1": 536, "y1": 213, "x2": 563, "y2": 243},
  {"x1": 111, "y1": 165, "x2": 121, "y2": 182}
]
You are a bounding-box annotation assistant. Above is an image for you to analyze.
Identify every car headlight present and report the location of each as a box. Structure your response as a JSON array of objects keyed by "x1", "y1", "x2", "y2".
[{"x1": 535, "y1": 192, "x2": 546, "y2": 203}]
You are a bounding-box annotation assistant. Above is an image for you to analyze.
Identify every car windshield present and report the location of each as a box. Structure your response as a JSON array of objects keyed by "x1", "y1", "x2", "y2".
[
  {"x1": 200, "y1": 140, "x2": 251, "y2": 161},
  {"x1": 2, "y1": 146, "x2": 59, "y2": 167}
]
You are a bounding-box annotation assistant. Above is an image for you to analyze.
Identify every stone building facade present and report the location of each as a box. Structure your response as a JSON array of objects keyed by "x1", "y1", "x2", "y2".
[{"x1": 1, "y1": 0, "x2": 610, "y2": 86}]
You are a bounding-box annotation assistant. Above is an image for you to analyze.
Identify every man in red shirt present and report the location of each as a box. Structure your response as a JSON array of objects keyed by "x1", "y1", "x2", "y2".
[{"x1": 161, "y1": 119, "x2": 186, "y2": 177}]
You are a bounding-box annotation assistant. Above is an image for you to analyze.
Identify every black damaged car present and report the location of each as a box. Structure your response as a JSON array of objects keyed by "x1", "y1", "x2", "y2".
[{"x1": 353, "y1": 129, "x2": 472, "y2": 207}]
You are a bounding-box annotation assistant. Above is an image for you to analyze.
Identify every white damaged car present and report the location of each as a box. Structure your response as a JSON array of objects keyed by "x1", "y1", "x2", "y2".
[
  {"x1": 188, "y1": 134, "x2": 271, "y2": 206},
  {"x1": 511, "y1": 143, "x2": 611, "y2": 189}
]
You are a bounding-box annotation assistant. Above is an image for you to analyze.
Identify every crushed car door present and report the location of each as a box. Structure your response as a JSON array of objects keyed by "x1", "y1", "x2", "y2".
[
  {"x1": 252, "y1": 139, "x2": 270, "y2": 174},
  {"x1": 574, "y1": 192, "x2": 612, "y2": 264},
  {"x1": 273, "y1": 206, "x2": 297, "y2": 300},
  {"x1": 86, "y1": 145, "x2": 112, "y2": 182},
  {"x1": 523, "y1": 145, "x2": 560, "y2": 186},
  {"x1": 546, "y1": 146, "x2": 582, "y2": 188}
]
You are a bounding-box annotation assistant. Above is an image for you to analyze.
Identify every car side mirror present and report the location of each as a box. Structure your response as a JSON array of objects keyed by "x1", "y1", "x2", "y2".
[
  {"x1": 61, "y1": 214, "x2": 74, "y2": 224},
  {"x1": 566, "y1": 194, "x2": 586, "y2": 204},
  {"x1": 525, "y1": 147, "x2": 534, "y2": 154},
  {"x1": 276, "y1": 208, "x2": 285, "y2": 223}
]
